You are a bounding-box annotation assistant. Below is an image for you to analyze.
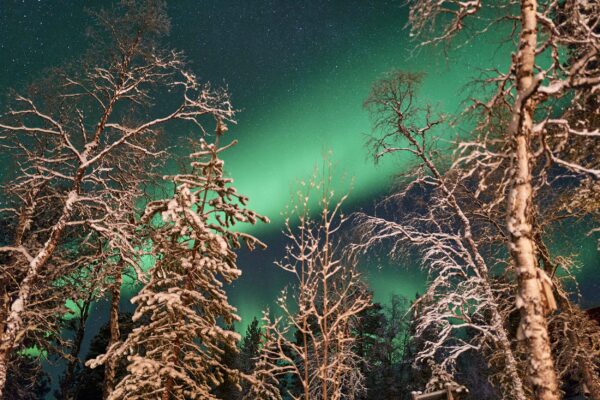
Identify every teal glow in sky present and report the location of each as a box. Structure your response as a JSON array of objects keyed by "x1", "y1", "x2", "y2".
[
  {"x1": 203, "y1": 25, "x2": 502, "y2": 228},
  {"x1": 0, "y1": 0, "x2": 504, "y2": 228},
  {"x1": 1, "y1": 0, "x2": 597, "y2": 339}
]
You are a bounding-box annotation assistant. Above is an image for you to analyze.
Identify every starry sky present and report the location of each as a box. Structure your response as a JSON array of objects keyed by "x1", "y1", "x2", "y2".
[{"x1": 1, "y1": 0, "x2": 598, "y2": 347}]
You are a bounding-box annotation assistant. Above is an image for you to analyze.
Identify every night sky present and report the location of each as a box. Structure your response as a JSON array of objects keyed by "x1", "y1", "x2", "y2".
[{"x1": 1, "y1": 0, "x2": 598, "y2": 362}]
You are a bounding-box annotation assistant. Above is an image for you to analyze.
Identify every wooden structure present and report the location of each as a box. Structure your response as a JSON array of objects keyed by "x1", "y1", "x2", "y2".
[{"x1": 411, "y1": 383, "x2": 468, "y2": 400}]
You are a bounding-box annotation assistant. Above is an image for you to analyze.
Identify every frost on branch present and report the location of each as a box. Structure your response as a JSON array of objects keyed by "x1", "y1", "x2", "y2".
[
  {"x1": 405, "y1": 0, "x2": 600, "y2": 398},
  {"x1": 0, "y1": 0, "x2": 238, "y2": 394},
  {"x1": 407, "y1": 0, "x2": 482, "y2": 47},
  {"x1": 88, "y1": 122, "x2": 267, "y2": 400},
  {"x1": 352, "y1": 71, "x2": 526, "y2": 399},
  {"x1": 248, "y1": 172, "x2": 371, "y2": 400}
]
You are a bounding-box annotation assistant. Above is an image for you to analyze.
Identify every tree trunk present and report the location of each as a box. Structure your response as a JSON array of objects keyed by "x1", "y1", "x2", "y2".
[
  {"x1": 507, "y1": 1, "x2": 559, "y2": 398},
  {"x1": 0, "y1": 191, "x2": 78, "y2": 396},
  {"x1": 490, "y1": 307, "x2": 527, "y2": 400},
  {"x1": 570, "y1": 329, "x2": 600, "y2": 400},
  {"x1": 61, "y1": 301, "x2": 91, "y2": 400},
  {"x1": 103, "y1": 270, "x2": 122, "y2": 400}
]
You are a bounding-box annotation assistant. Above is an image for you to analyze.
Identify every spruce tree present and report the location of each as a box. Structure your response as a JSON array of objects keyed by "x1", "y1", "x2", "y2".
[{"x1": 89, "y1": 122, "x2": 268, "y2": 399}]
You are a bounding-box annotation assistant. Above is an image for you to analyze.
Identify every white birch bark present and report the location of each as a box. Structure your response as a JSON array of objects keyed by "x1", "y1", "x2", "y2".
[{"x1": 507, "y1": 1, "x2": 559, "y2": 398}]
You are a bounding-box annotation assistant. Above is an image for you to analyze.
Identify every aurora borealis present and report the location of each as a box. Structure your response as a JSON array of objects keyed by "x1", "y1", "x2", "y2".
[
  {"x1": 1, "y1": 0, "x2": 598, "y2": 360},
  {"x1": 2, "y1": 0, "x2": 498, "y2": 222}
]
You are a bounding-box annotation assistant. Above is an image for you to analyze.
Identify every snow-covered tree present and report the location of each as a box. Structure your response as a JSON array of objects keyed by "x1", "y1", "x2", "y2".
[
  {"x1": 0, "y1": 196, "x2": 113, "y2": 399},
  {"x1": 0, "y1": 0, "x2": 236, "y2": 394},
  {"x1": 88, "y1": 121, "x2": 268, "y2": 400},
  {"x1": 352, "y1": 71, "x2": 527, "y2": 399},
  {"x1": 249, "y1": 173, "x2": 371, "y2": 400},
  {"x1": 401, "y1": 1, "x2": 600, "y2": 398}
]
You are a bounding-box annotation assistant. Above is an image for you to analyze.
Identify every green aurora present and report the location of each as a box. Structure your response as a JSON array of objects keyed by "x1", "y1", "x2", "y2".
[{"x1": 1, "y1": 0, "x2": 598, "y2": 339}]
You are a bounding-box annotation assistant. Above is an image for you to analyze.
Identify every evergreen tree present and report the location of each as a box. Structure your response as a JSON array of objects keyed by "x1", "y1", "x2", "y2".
[
  {"x1": 214, "y1": 324, "x2": 242, "y2": 400},
  {"x1": 72, "y1": 312, "x2": 134, "y2": 400},
  {"x1": 4, "y1": 354, "x2": 50, "y2": 400},
  {"x1": 240, "y1": 318, "x2": 261, "y2": 374},
  {"x1": 88, "y1": 122, "x2": 268, "y2": 399}
]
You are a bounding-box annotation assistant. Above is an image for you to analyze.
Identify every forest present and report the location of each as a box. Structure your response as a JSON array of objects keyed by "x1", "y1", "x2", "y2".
[{"x1": 0, "y1": 0, "x2": 598, "y2": 399}]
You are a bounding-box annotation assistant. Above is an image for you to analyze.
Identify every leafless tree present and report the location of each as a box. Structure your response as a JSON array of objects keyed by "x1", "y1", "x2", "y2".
[
  {"x1": 0, "y1": 0, "x2": 236, "y2": 394},
  {"x1": 248, "y1": 172, "x2": 372, "y2": 400},
  {"x1": 403, "y1": 0, "x2": 600, "y2": 398},
  {"x1": 0, "y1": 194, "x2": 111, "y2": 398},
  {"x1": 351, "y1": 71, "x2": 527, "y2": 399}
]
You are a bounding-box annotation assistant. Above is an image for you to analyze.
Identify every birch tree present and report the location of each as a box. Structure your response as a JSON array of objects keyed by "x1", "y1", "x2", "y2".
[
  {"x1": 88, "y1": 121, "x2": 268, "y2": 400},
  {"x1": 0, "y1": 0, "x2": 236, "y2": 393},
  {"x1": 404, "y1": 0, "x2": 600, "y2": 398},
  {"x1": 249, "y1": 174, "x2": 371, "y2": 400},
  {"x1": 352, "y1": 71, "x2": 527, "y2": 399}
]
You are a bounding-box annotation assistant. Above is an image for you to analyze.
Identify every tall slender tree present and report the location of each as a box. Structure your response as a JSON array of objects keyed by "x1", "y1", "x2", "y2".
[
  {"x1": 353, "y1": 71, "x2": 527, "y2": 398},
  {"x1": 249, "y1": 171, "x2": 371, "y2": 400},
  {"x1": 88, "y1": 121, "x2": 268, "y2": 399},
  {"x1": 404, "y1": 0, "x2": 599, "y2": 398}
]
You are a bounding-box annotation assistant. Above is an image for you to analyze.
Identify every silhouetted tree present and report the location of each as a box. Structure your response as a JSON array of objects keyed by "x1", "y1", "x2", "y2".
[
  {"x1": 240, "y1": 318, "x2": 261, "y2": 374},
  {"x1": 71, "y1": 312, "x2": 135, "y2": 400},
  {"x1": 4, "y1": 354, "x2": 50, "y2": 400},
  {"x1": 214, "y1": 324, "x2": 243, "y2": 400}
]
